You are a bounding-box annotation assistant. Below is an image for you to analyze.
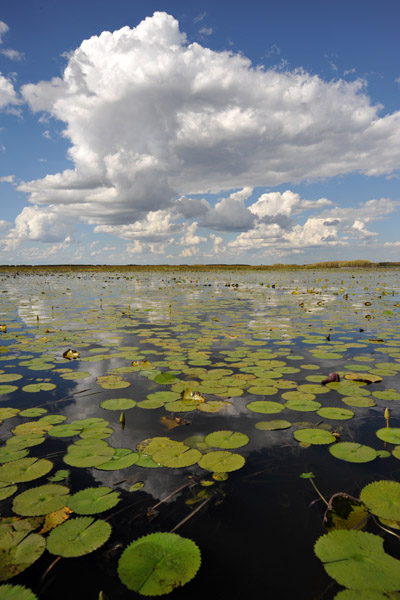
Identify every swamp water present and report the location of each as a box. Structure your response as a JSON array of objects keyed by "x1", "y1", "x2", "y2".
[{"x1": 0, "y1": 267, "x2": 399, "y2": 599}]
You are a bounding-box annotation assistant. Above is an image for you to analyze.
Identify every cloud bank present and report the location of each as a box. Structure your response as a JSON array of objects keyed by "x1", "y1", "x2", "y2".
[{"x1": 3, "y1": 11, "x2": 400, "y2": 259}]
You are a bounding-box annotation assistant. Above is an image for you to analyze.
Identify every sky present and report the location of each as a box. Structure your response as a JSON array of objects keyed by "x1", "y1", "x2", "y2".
[{"x1": 0, "y1": 0, "x2": 399, "y2": 265}]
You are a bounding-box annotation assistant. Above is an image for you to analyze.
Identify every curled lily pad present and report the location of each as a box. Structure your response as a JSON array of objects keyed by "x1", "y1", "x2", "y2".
[
  {"x1": 68, "y1": 487, "x2": 120, "y2": 515},
  {"x1": 118, "y1": 532, "x2": 201, "y2": 595},
  {"x1": 47, "y1": 517, "x2": 112, "y2": 557},
  {"x1": 314, "y1": 530, "x2": 400, "y2": 592},
  {"x1": 324, "y1": 493, "x2": 369, "y2": 532},
  {"x1": 12, "y1": 484, "x2": 70, "y2": 516},
  {"x1": 329, "y1": 442, "x2": 377, "y2": 463},
  {"x1": 360, "y1": 481, "x2": 400, "y2": 521}
]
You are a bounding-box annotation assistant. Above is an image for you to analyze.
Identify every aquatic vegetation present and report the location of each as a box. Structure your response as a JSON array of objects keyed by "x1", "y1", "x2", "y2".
[{"x1": 0, "y1": 265, "x2": 398, "y2": 597}]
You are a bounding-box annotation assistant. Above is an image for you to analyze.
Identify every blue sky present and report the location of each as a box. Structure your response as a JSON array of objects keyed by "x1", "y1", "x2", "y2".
[{"x1": 0, "y1": 0, "x2": 399, "y2": 265}]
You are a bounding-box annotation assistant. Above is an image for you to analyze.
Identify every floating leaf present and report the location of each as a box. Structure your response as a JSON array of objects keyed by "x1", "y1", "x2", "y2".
[
  {"x1": 129, "y1": 482, "x2": 144, "y2": 492},
  {"x1": 0, "y1": 458, "x2": 53, "y2": 483},
  {"x1": 293, "y1": 428, "x2": 336, "y2": 445},
  {"x1": 0, "y1": 386, "x2": 18, "y2": 396},
  {"x1": 95, "y1": 448, "x2": 139, "y2": 470},
  {"x1": 314, "y1": 530, "x2": 400, "y2": 592},
  {"x1": 329, "y1": 442, "x2": 377, "y2": 463},
  {"x1": 360, "y1": 481, "x2": 400, "y2": 521},
  {"x1": 284, "y1": 398, "x2": 321, "y2": 412},
  {"x1": 324, "y1": 493, "x2": 369, "y2": 532},
  {"x1": 12, "y1": 484, "x2": 70, "y2": 516},
  {"x1": 0, "y1": 483, "x2": 17, "y2": 501},
  {"x1": 0, "y1": 408, "x2": 19, "y2": 421},
  {"x1": 47, "y1": 517, "x2": 112, "y2": 557},
  {"x1": 5, "y1": 434, "x2": 45, "y2": 450},
  {"x1": 316, "y1": 407, "x2": 354, "y2": 420},
  {"x1": 373, "y1": 390, "x2": 400, "y2": 401},
  {"x1": 255, "y1": 420, "x2": 291, "y2": 431},
  {"x1": 0, "y1": 447, "x2": 28, "y2": 464},
  {"x1": 152, "y1": 446, "x2": 202, "y2": 468},
  {"x1": 39, "y1": 506, "x2": 73, "y2": 534},
  {"x1": 341, "y1": 396, "x2": 376, "y2": 408},
  {"x1": 19, "y1": 408, "x2": 48, "y2": 418},
  {"x1": 48, "y1": 469, "x2": 69, "y2": 483},
  {"x1": 376, "y1": 428, "x2": 400, "y2": 444},
  {"x1": 21, "y1": 383, "x2": 56, "y2": 393},
  {"x1": 68, "y1": 487, "x2": 120, "y2": 514},
  {"x1": 246, "y1": 400, "x2": 284, "y2": 414},
  {"x1": 204, "y1": 431, "x2": 249, "y2": 449},
  {"x1": 118, "y1": 532, "x2": 201, "y2": 595},
  {"x1": 49, "y1": 423, "x2": 83, "y2": 438},
  {"x1": 154, "y1": 372, "x2": 177, "y2": 384},
  {"x1": 100, "y1": 398, "x2": 136, "y2": 410},
  {"x1": 198, "y1": 451, "x2": 245, "y2": 472},
  {"x1": 64, "y1": 441, "x2": 115, "y2": 468},
  {"x1": 0, "y1": 522, "x2": 45, "y2": 581},
  {"x1": 0, "y1": 583, "x2": 39, "y2": 600}
]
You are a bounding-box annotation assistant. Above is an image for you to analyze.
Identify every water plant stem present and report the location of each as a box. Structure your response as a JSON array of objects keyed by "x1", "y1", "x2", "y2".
[
  {"x1": 309, "y1": 478, "x2": 328, "y2": 506},
  {"x1": 170, "y1": 496, "x2": 212, "y2": 533}
]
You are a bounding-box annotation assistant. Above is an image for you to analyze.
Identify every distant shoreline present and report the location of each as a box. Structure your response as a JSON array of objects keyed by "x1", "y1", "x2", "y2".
[{"x1": 0, "y1": 260, "x2": 399, "y2": 272}]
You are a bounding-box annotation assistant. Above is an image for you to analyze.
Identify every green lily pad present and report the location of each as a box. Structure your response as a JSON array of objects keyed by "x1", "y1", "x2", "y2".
[
  {"x1": 47, "y1": 517, "x2": 112, "y2": 557},
  {"x1": 0, "y1": 583, "x2": 39, "y2": 600},
  {"x1": 341, "y1": 396, "x2": 376, "y2": 408},
  {"x1": 21, "y1": 383, "x2": 56, "y2": 393},
  {"x1": 60, "y1": 371, "x2": 91, "y2": 381},
  {"x1": 0, "y1": 374, "x2": 23, "y2": 383},
  {"x1": 0, "y1": 386, "x2": 18, "y2": 396},
  {"x1": 0, "y1": 457, "x2": 53, "y2": 483},
  {"x1": 49, "y1": 423, "x2": 83, "y2": 438},
  {"x1": 204, "y1": 431, "x2": 249, "y2": 449},
  {"x1": 284, "y1": 399, "x2": 321, "y2": 412},
  {"x1": 373, "y1": 390, "x2": 400, "y2": 401},
  {"x1": 316, "y1": 407, "x2": 355, "y2": 420},
  {"x1": 0, "y1": 408, "x2": 20, "y2": 420},
  {"x1": 314, "y1": 530, "x2": 400, "y2": 592},
  {"x1": 100, "y1": 398, "x2": 136, "y2": 410},
  {"x1": 0, "y1": 483, "x2": 17, "y2": 501},
  {"x1": 0, "y1": 447, "x2": 29, "y2": 464},
  {"x1": 255, "y1": 420, "x2": 291, "y2": 431},
  {"x1": 5, "y1": 434, "x2": 45, "y2": 450},
  {"x1": 293, "y1": 428, "x2": 336, "y2": 445},
  {"x1": 376, "y1": 428, "x2": 400, "y2": 444},
  {"x1": 19, "y1": 408, "x2": 48, "y2": 418},
  {"x1": 96, "y1": 448, "x2": 140, "y2": 470},
  {"x1": 360, "y1": 481, "x2": 400, "y2": 521},
  {"x1": 12, "y1": 484, "x2": 70, "y2": 516},
  {"x1": 0, "y1": 522, "x2": 45, "y2": 581},
  {"x1": 152, "y1": 446, "x2": 202, "y2": 468},
  {"x1": 154, "y1": 372, "x2": 177, "y2": 384},
  {"x1": 118, "y1": 532, "x2": 201, "y2": 595},
  {"x1": 68, "y1": 487, "x2": 120, "y2": 514},
  {"x1": 64, "y1": 441, "x2": 115, "y2": 468},
  {"x1": 246, "y1": 400, "x2": 284, "y2": 414},
  {"x1": 198, "y1": 451, "x2": 245, "y2": 472},
  {"x1": 329, "y1": 442, "x2": 377, "y2": 463}
]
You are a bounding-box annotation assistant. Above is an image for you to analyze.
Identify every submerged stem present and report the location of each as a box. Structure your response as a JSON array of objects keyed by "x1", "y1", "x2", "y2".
[{"x1": 309, "y1": 478, "x2": 328, "y2": 506}]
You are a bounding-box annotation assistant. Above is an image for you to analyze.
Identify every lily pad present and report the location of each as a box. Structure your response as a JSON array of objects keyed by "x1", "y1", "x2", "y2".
[
  {"x1": 12, "y1": 484, "x2": 70, "y2": 516},
  {"x1": 68, "y1": 487, "x2": 120, "y2": 514},
  {"x1": 246, "y1": 400, "x2": 284, "y2": 414},
  {"x1": 255, "y1": 420, "x2": 291, "y2": 431},
  {"x1": 329, "y1": 442, "x2": 377, "y2": 463},
  {"x1": 293, "y1": 428, "x2": 336, "y2": 445},
  {"x1": 316, "y1": 407, "x2": 355, "y2": 420},
  {"x1": 314, "y1": 530, "x2": 400, "y2": 592},
  {"x1": 198, "y1": 451, "x2": 245, "y2": 472},
  {"x1": 204, "y1": 431, "x2": 249, "y2": 449},
  {"x1": 360, "y1": 481, "x2": 400, "y2": 521},
  {"x1": 46, "y1": 517, "x2": 112, "y2": 557},
  {"x1": 0, "y1": 522, "x2": 45, "y2": 581},
  {"x1": 376, "y1": 428, "x2": 400, "y2": 445},
  {"x1": 118, "y1": 532, "x2": 201, "y2": 595},
  {"x1": 0, "y1": 584, "x2": 38, "y2": 600},
  {"x1": 324, "y1": 493, "x2": 369, "y2": 532},
  {"x1": 100, "y1": 398, "x2": 136, "y2": 410},
  {"x1": 0, "y1": 458, "x2": 53, "y2": 483},
  {"x1": 96, "y1": 448, "x2": 140, "y2": 470}
]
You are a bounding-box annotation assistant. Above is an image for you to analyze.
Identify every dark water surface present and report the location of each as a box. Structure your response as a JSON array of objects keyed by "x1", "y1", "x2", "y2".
[{"x1": 0, "y1": 268, "x2": 399, "y2": 599}]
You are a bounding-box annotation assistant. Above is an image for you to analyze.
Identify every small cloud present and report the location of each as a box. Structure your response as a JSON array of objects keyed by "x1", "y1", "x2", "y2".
[
  {"x1": 395, "y1": 77, "x2": 400, "y2": 84},
  {"x1": 199, "y1": 27, "x2": 213, "y2": 36},
  {"x1": 193, "y1": 12, "x2": 206, "y2": 24},
  {"x1": 42, "y1": 130, "x2": 51, "y2": 140},
  {"x1": 265, "y1": 44, "x2": 281, "y2": 58},
  {"x1": 0, "y1": 48, "x2": 24, "y2": 61},
  {"x1": 344, "y1": 68, "x2": 356, "y2": 76},
  {"x1": 0, "y1": 175, "x2": 14, "y2": 183},
  {"x1": 0, "y1": 21, "x2": 9, "y2": 44}
]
